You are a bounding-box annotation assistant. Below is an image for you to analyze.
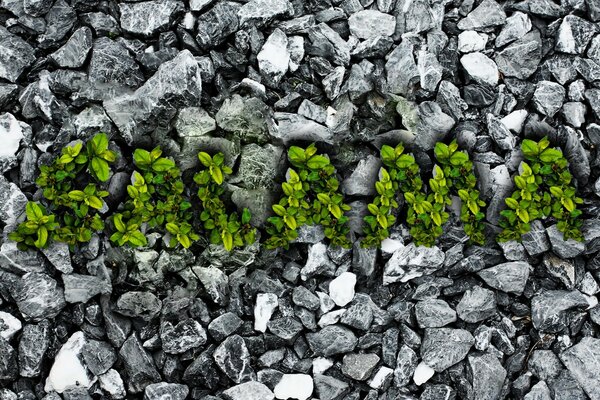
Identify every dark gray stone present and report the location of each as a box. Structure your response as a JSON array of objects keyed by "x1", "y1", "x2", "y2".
[
  {"x1": 307, "y1": 23, "x2": 351, "y2": 66},
  {"x1": 415, "y1": 299, "x2": 457, "y2": 328},
  {"x1": 115, "y1": 291, "x2": 162, "y2": 321},
  {"x1": 394, "y1": 345, "x2": 418, "y2": 387},
  {"x1": 420, "y1": 328, "x2": 474, "y2": 372},
  {"x1": 18, "y1": 321, "x2": 51, "y2": 377},
  {"x1": 213, "y1": 335, "x2": 255, "y2": 383},
  {"x1": 38, "y1": 0, "x2": 77, "y2": 48},
  {"x1": 528, "y1": 350, "x2": 562, "y2": 381},
  {"x1": 208, "y1": 312, "x2": 243, "y2": 342},
  {"x1": 119, "y1": 0, "x2": 184, "y2": 37},
  {"x1": 0, "y1": 27, "x2": 36, "y2": 82},
  {"x1": 532, "y1": 80, "x2": 565, "y2": 117},
  {"x1": 495, "y1": 30, "x2": 542, "y2": 80},
  {"x1": 82, "y1": 339, "x2": 116, "y2": 375},
  {"x1": 531, "y1": 290, "x2": 591, "y2": 333},
  {"x1": 385, "y1": 40, "x2": 418, "y2": 95},
  {"x1": 477, "y1": 261, "x2": 530, "y2": 294},
  {"x1": 196, "y1": 2, "x2": 240, "y2": 48},
  {"x1": 306, "y1": 325, "x2": 358, "y2": 356},
  {"x1": 89, "y1": 38, "x2": 144, "y2": 88},
  {"x1": 468, "y1": 353, "x2": 506, "y2": 400},
  {"x1": 314, "y1": 374, "x2": 350, "y2": 400},
  {"x1": 50, "y1": 27, "x2": 92, "y2": 68},
  {"x1": 62, "y1": 274, "x2": 111, "y2": 303},
  {"x1": 267, "y1": 317, "x2": 303, "y2": 340},
  {"x1": 560, "y1": 337, "x2": 600, "y2": 400},
  {"x1": 457, "y1": 0, "x2": 506, "y2": 30},
  {"x1": 238, "y1": 0, "x2": 293, "y2": 28},
  {"x1": 119, "y1": 334, "x2": 161, "y2": 394},
  {"x1": 414, "y1": 101, "x2": 455, "y2": 150},
  {"x1": 556, "y1": 15, "x2": 597, "y2": 54},
  {"x1": 383, "y1": 243, "x2": 445, "y2": 284},
  {"x1": 342, "y1": 353, "x2": 380, "y2": 381},
  {"x1": 160, "y1": 319, "x2": 207, "y2": 354},
  {"x1": 11, "y1": 273, "x2": 66, "y2": 322},
  {"x1": 144, "y1": 382, "x2": 189, "y2": 400},
  {"x1": 456, "y1": 287, "x2": 497, "y2": 323}
]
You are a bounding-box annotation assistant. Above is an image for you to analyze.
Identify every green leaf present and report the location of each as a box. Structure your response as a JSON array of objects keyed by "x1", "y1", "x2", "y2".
[
  {"x1": 26, "y1": 202, "x2": 44, "y2": 221},
  {"x1": 434, "y1": 142, "x2": 450, "y2": 160},
  {"x1": 68, "y1": 190, "x2": 86, "y2": 201},
  {"x1": 396, "y1": 154, "x2": 414, "y2": 169},
  {"x1": 91, "y1": 133, "x2": 109, "y2": 154},
  {"x1": 210, "y1": 166, "x2": 223, "y2": 184},
  {"x1": 562, "y1": 197, "x2": 576, "y2": 212},
  {"x1": 330, "y1": 204, "x2": 342, "y2": 219},
  {"x1": 153, "y1": 157, "x2": 175, "y2": 172},
  {"x1": 515, "y1": 176, "x2": 526, "y2": 189},
  {"x1": 91, "y1": 157, "x2": 110, "y2": 181},
  {"x1": 129, "y1": 231, "x2": 147, "y2": 247},
  {"x1": 179, "y1": 234, "x2": 192, "y2": 249},
  {"x1": 380, "y1": 145, "x2": 395, "y2": 162},
  {"x1": 431, "y1": 211, "x2": 442, "y2": 226},
  {"x1": 539, "y1": 148, "x2": 562, "y2": 163},
  {"x1": 521, "y1": 139, "x2": 539, "y2": 157},
  {"x1": 317, "y1": 193, "x2": 331, "y2": 204},
  {"x1": 550, "y1": 186, "x2": 563, "y2": 198},
  {"x1": 87, "y1": 196, "x2": 103, "y2": 210},
  {"x1": 307, "y1": 155, "x2": 330, "y2": 169},
  {"x1": 505, "y1": 198, "x2": 519, "y2": 209},
  {"x1": 113, "y1": 214, "x2": 126, "y2": 233},
  {"x1": 288, "y1": 146, "x2": 306, "y2": 163},
  {"x1": 222, "y1": 231, "x2": 233, "y2": 251},
  {"x1": 242, "y1": 208, "x2": 251, "y2": 224},
  {"x1": 517, "y1": 208, "x2": 529, "y2": 223},
  {"x1": 284, "y1": 215, "x2": 297, "y2": 229},
  {"x1": 449, "y1": 151, "x2": 468, "y2": 166},
  {"x1": 273, "y1": 204, "x2": 287, "y2": 216},
  {"x1": 35, "y1": 226, "x2": 48, "y2": 248}
]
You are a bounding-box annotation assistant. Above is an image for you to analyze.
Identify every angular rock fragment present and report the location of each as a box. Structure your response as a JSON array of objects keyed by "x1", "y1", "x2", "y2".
[
  {"x1": 468, "y1": 353, "x2": 507, "y2": 400},
  {"x1": 456, "y1": 287, "x2": 497, "y2": 323},
  {"x1": 63, "y1": 273, "x2": 111, "y2": 303},
  {"x1": 160, "y1": 319, "x2": 207, "y2": 354},
  {"x1": 119, "y1": 0, "x2": 184, "y2": 37},
  {"x1": 556, "y1": 15, "x2": 597, "y2": 55},
  {"x1": 384, "y1": 243, "x2": 445, "y2": 284},
  {"x1": 88, "y1": 37, "x2": 144, "y2": 88},
  {"x1": 477, "y1": 261, "x2": 530, "y2": 295},
  {"x1": 306, "y1": 325, "x2": 358, "y2": 357},
  {"x1": 258, "y1": 29, "x2": 289, "y2": 87},
  {"x1": 348, "y1": 10, "x2": 395, "y2": 39},
  {"x1": 415, "y1": 299, "x2": 457, "y2": 328},
  {"x1": 238, "y1": 0, "x2": 293, "y2": 28},
  {"x1": 457, "y1": 0, "x2": 506, "y2": 30},
  {"x1": 19, "y1": 321, "x2": 51, "y2": 377},
  {"x1": 45, "y1": 332, "x2": 93, "y2": 394},
  {"x1": 196, "y1": 2, "x2": 240, "y2": 48},
  {"x1": 119, "y1": 334, "x2": 161, "y2": 393},
  {"x1": 144, "y1": 383, "x2": 189, "y2": 400},
  {"x1": 50, "y1": 27, "x2": 92, "y2": 68},
  {"x1": 420, "y1": 328, "x2": 474, "y2": 372},
  {"x1": 460, "y1": 52, "x2": 499, "y2": 86},
  {"x1": 532, "y1": 290, "x2": 592, "y2": 333},
  {"x1": 11, "y1": 273, "x2": 66, "y2": 322},
  {"x1": 533, "y1": 80, "x2": 566, "y2": 117},
  {"x1": 307, "y1": 23, "x2": 351, "y2": 66},
  {"x1": 213, "y1": 335, "x2": 255, "y2": 383},
  {"x1": 495, "y1": 30, "x2": 542, "y2": 79},
  {"x1": 222, "y1": 381, "x2": 275, "y2": 400}
]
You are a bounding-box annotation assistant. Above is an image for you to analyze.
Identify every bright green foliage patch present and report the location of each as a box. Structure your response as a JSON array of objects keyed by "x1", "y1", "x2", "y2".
[
  {"x1": 194, "y1": 151, "x2": 256, "y2": 251},
  {"x1": 434, "y1": 140, "x2": 486, "y2": 245},
  {"x1": 265, "y1": 143, "x2": 351, "y2": 249},
  {"x1": 498, "y1": 137, "x2": 584, "y2": 242},
  {"x1": 8, "y1": 202, "x2": 59, "y2": 249}
]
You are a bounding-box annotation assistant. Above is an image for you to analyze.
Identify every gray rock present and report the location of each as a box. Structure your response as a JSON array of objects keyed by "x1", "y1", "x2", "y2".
[
  {"x1": 546, "y1": 224, "x2": 585, "y2": 258},
  {"x1": 340, "y1": 301, "x2": 373, "y2": 330},
  {"x1": 348, "y1": 10, "x2": 395, "y2": 39},
  {"x1": 314, "y1": 374, "x2": 350, "y2": 400},
  {"x1": 560, "y1": 337, "x2": 600, "y2": 400},
  {"x1": 144, "y1": 383, "x2": 189, "y2": 400},
  {"x1": 119, "y1": 0, "x2": 184, "y2": 37},
  {"x1": 222, "y1": 381, "x2": 274, "y2": 400},
  {"x1": 383, "y1": 243, "x2": 445, "y2": 284},
  {"x1": 119, "y1": 334, "x2": 161, "y2": 394},
  {"x1": 460, "y1": 52, "x2": 499, "y2": 86},
  {"x1": 421, "y1": 385, "x2": 455, "y2": 400},
  {"x1": 38, "y1": 0, "x2": 77, "y2": 48},
  {"x1": 160, "y1": 319, "x2": 207, "y2": 354},
  {"x1": 0, "y1": 168, "x2": 27, "y2": 225},
  {"x1": 477, "y1": 261, "x2": 530, "y2": 294},
  {"x1": 468, "y1": 353, "x2": 507, "y2": 400},
  {"x1": 556, "y1": 15, "x2": 597, "y2": 55},
  {"x1": 273, "y1": 113, "x2": 332, "y2": 144},
  {"x1": 0, "y1": 337, "x2": 17, "y2": 381},
  {"x1": 414, "y1": 101, "x2": 455, "y2": 150},
  {"x1": 496, "y1": 11, "x2": 531, "y2": 47},
  {"x1": 208, "y1": 312, "x2": 243, "y2": 342},
  {"x1": 301, "y1": 242, "x2": 336, "y2": 280},
  {"x1": 574, "y1": 57, "x2": 600, "y2": 83},
  {"x1": 322, "y1": 66, "x2": 346, "y2": 100},
  {"x1": 0, "y1": 83, "x2": 18, "y2": 109},
  {"x1": 495, "y1": 30, "x2": 543, "y2": 79},
  {"x1": 385, "y1": 40, "x2": 419, "y2": 95},
  {"x1": 420, "y1": 328, "x2": 474, "y2": 372},
  {"x1": 18, "y1": 321, "x2": 51, "y2": 377},
  {"x1": 342, "y1": 353, "x2": 380, "y2": 381},
  {"x1": 0, "y1": 27, "x2": 35, "y2": 82},
  {"x1": 101, "y1": 295, "x2": 132, "y2": 348},
  {"x1": 457, "y1": 0, "x2": 506, "y2": 30},
  {"x1": 415, "y1": 299, "x2": 457, "y2": 328},
  {"x1": 532, "y1": 290, "x2": 591, "y2": 333},
  {"x1": 418, "y1": 50, "x2": 443, "y2": 92},
  {"x1": 175, "y1": 107, "x2": 216, "y2": 137},
  {"x1": 307, "y1": 23, "x2": 351, "y2": 66},
  {"x1": 81, "y1": 12, "x2": 120, "y2": 36},
  {"x1": 396, "y1": 0, "x2": 444, "y2": 34},
  {"x1": 193, "y1": 266, "x2": 230, "y2": 306},
  {"x1": 23, "y1": 0, "x2": 53, "y2": 16},
  {"x1": 458, "y1": 30, "x2": 488, "y2": 53},
  {"x1": 436, "y1": 80, "x2": 468, "y2": 121},
  {"x1": 267, "y1": 317, "x2": 303, "y2": 340},
  {"x1": 306, "y1": 325, "x2": 358, "y2": 356},
  {"x1": 82, "y1": 339, "x2": 116, "y2": 375},
  {"x1": 456, "y1": 287, "x2": 497, "y2": 323},
  {"x1": 394, "y1": 345, "x2": 418, "y2": 387},
  {"x1": 196, "y1": 2, "x2": 240, "y2": 48},
  {"x1": 351, "y1": 36, "x2": 394, "y2": 59},
  {"x1": 19, "y1": 71, "x2": 64, "y2": 122},
  {"x1": 238, "y1": 0, "x2": 293, "y2": 28},
  {"x1": 216, "y1": 95, "x2": 272, "y2": 143},
  {"x1": 533, "y1": 80, "x2": 566, "y2": 117},
  {"x1": 11, "y1": 273, "x2": 66, "y2": 322},
  {"x1": 528, "y1": 350, "x2": 562, "y2": 381},
  {"x1": 213, "y1": 335, "x2": 255, "y2": 383},
  {"x1": 342, "y1": 155, "x2": 381, "y2": 196},
  {"x1": 116, "y1": 291, "x2": 162, "y2": 321},
  {"x1": 50, "y1": 27, "x2": 92, "y2": 68},
  {"x1": 558, "y1": 125, "x2": 590, "y2": 185},
  {"x1": 190, "y1": 0, "x2": 214, "y2": 11},
  {"x1": 88, "y1": 38, "x2": 144, "y2": 88},
  {"x1": 487, "y1": 113, "x2": 516, "y2": 151},
  {"x1": 561, "y1": 101, "x2": 587, "y2": 128},
  {"x1": 292, "y1": 286, "x2": 320, "y2": 311},
  {"x1": 525, "y1": 381, "x2": 552, "y2": 400},
  {"x1": 258, "y1": 29, "x2": 289, "y2": 87},
  {"x1": 63, "y1": 274, "x2": 112, "y2": 303}
]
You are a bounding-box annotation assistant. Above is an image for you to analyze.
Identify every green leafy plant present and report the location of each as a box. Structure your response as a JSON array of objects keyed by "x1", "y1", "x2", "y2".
[
  {"x1": 434, "y1": 140, "x2": 486, "y2": 244},
  {"x1": 194, "y1": 151, "x2": 256, "y2": 251},
  {"x1": 8, "y1": 202, "x2": 59, "y2": 250},
  {"x1": 114, "y1": 147, "x2": 197, "y2": 249},
  {"x1": 265, "y1": 144, "x2": 351, "y2": 249},
  {"x1": 498, "y1": 137, "x2": 584, "y2": 242}
]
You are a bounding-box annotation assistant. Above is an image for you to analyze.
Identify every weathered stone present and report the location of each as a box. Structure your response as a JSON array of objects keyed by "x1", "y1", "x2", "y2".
[
  {"x1": 11, "y1": 273, "x2": 66, "y2": 322},
  {"x1": 0, "y1": 26, "x2": 35, "y2": 82},
  {"x1": 50, "y1": 27, "x2": 92, "y2": 68},
  {"x1": 477, "y1": 261, "x2": 530, "y2": 294},
  {"x1": 306, "y1": 325, "x2": 358, "y2": 356},
  {"x1": 560, "y1": 337, "x2": 600, "y2": 400},
  {"x1": 420, "y1": 328, "x2": 474, "y2": 372},
  {"x1": 457, "y1": 0, "x2": 506, "y2": 30},
  {"x1": 238, "y1": 0, "x2": 293, "y2": 28},
  {"x1": 213, "y1": 335, "x2": 255, "y2": 383},
  {"x1": 495, "y1": 30, "x2": 542, "y2": 79},
  {"x1": 119, "y1": 0, "x2": 184, "y2": 37},
  {"x1": 384, "y1": 243, "x2": 445, "y2": 284},
  {"x1": 348, "y1": 10, "x2": 395, "y2": 39},
  {"x1": 532, "y1": 290, "x2": 591, "y2": 333}
]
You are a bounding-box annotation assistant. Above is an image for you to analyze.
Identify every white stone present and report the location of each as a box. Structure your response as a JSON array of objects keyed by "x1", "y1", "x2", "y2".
[
  {"x1": 257, "y1": 28, "x2": 289, "y2": 86},
  {"x1": 98, "y1": 369, "x2": 126, "y2": 399},
  {"x1": 500, "y1": 109, "x2": 528, "y2": 133},
  {"x1": 348, "y1": 10, "x2": 396, "y2": 39},
  {"x1": 329, "y1": 272, "x2": 356, "y2": 307},
  {"x1": 317, "y1": 291, "x2": 335, "y2": 313},
  {"x1": 0, "y1": 113, "x2": 24, "y2": 159},
  {"x1": 45, "y1": 331, "x2": 95, "y2": 393},
  {"x1": 368, "y1": 366, "x2": 394, "y2": 389},
  {"x1": 413, "y1": 362, "x2": 435, "y2": 386},
  {"x1": 460, "y1": 52, "x2": 499, "y2": 86},
  {"x1": 312, "y1": 357, "x2": 334, "y2": 375},
  {"x1": 381, "y1": 238, "x2": 403, "y2": 254},
  {"x1": 0, "y1": 311, "x2": 21, "y2": 340},
  {"x1": 586, "y1": 295, "x2": 598, "y2": 310},
  {"x1": 254, "y1": 293, "x2": 278, "y2": 332},
  {"x1": 274, "y1": 374, "x2": 314, "y2": 400},
  {"x1": 287, "y1": 35, "x2": 304, "y2": 72},
  {"x1": 458, "y1": 31, "x2": 488, "y2": 53},
  {"x1": 317, "y1": 309, "x2": 346, "y2": 328},
  {"x1": 183, "y1": 12, "x2": 195, "y2": 30}
]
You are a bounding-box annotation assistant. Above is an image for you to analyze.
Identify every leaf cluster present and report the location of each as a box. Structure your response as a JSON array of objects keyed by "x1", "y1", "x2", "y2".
[
  {"x1": 194, "y1": 151, "x2": 256, "y2": 251},
  {"x1": 498, "y1": 137, "x2": 584, "y2": 242},
  {"x1": 434, "y1": 140, "x2": 486, "y2": 245},
  {"x1": 265, "y1": 143, "x2": 351, "y2": 249}
]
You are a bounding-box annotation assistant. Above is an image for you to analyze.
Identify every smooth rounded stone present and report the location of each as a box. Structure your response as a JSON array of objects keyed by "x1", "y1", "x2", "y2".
[
  {"x1": 213, "y1": 335, "x2": 255, "y2": 383},
  {"x1": 11, "y1": 272, "x2": 66, "y2": 322},
  {"x1": 456, "y1": 287, "x2": 497, "y2": 323},
  {"x1": 88, "y1": 37, "x2": 144, "y2": 88},
  {"x1": 385, "y1": 40, "x2": 419, "y2": 96},
  {"x1": 208, "y1": 312, "x2": 243, "y2": 342},
  {"x1": 460, "y1": 52, "x2": 499, "y2": 86},
  {"x1": 306, "y1": 325, "x2": 358, "y2": 357},
  {"x1": 300, "y1": 242, "x2": 336, "y2": 281},
  {"x1": 307, "y1": 23, "x2": 351, "y2": 67},
  {"x1": 62, "y1": 273, "x2": 112, "y2": 304},
  {"x1": 495, "y1": 30, "x2": 542, "y2": 80},
  {"x1": 328, "y1": 272, "x2": 356, "y2": 307},
  {"x1": 175, "y1": 107, "x2": 216, "y2": 137},
  {"x1": 257, "y1": 29, "x2": 289, "y2": 87},
  {"x1": 383, "y1": 243, "x2": 445, "y2": 284},
  {"x1": 528, "y1": 350, "x2": 562, "y2": 381},
  {"x1": 486, "y1": 113, "x2": 516, "y2": 151},
  {"x1": 457, "y1": 0, "x2": 506, "y2": 30},
  {"x1": 44, "y1": 332, "x2": 92, "y2": 394},
  {"x1": 0, "y1": 113, "x2": 26, "y2": 172},
  {"x1": 160, "y1": 319, "x2": 207, "y2": 354},
  {"x1": 50, "y1": 26, "x2": 92, "y2": 68},
  {"x1": 525, "y1": 381, "x2": 552, "y2": 400},
  {"x1": 496, "y1": 11, "x2": 531, "y2": 47},
  {"x1": 532, "y1": 290, "x2": 592, "y2": 333},
  {"x1": 267, "y1": 317, "x2": 303, "y2": 340},
  {"x1": 414, "y1": 101, "x2": 455, "y2": 151},
  {"x1": 118, "y1": 0, "x2": 183, "y2": 37},
  {"x1": 559, "y1": 337, "x2": 600, "y2": 400},
  {"x1": 546, "y1": 224, "x2": 585, "y2": 258},
  {"x1": 196, "y1": 2, "x2": 240, "y2": 48},
  {"x1": 144, "y1": 382, "x2": 189, "y2": 400},
  {"x1": 347, "y1": 10, "x2": 395, "y2": 39},
  {"x1": 238, "y1": 0, "x2": 293, "y2": 28},
  {"x1": 0, "y1": 312, "x2": 21, "y2": 340},
  {"x1": 556, "y1": 15, "x2": 597, "y2": 55},
  {"x1": 561, "y1": 101, "x2": 587, "y2": 128},
  {"x1": 81, "y1": 339, "x2": 116, "y2": 376},
  {"x1": 468, "y1": 353, "x2": 506, "y2": 400},
  {"x1": 394, "y1": 345, "x2": 417, "y2": 387},
  {"x1": 420, "y1": 328, "x2": 474, "y2": 372},
  {"x1": 457, "y1": 31, "x2": 488, "y2": 53},
  {"x1": 274, "y1": 374, "x2": 313, "y2": 400},
  {"x1": 115, "y1": 291, "x2": 161, "y2": 321},
  {"x1": 254, "y1": 293, "x2": 278, "y2": 333},
  {"x1": 477, "y1": 261, "x2": 530, "y2": 295},
  {"x1": 532, "y1": 80, "x2": 566, "y2": 117},
  {"x1": 415, "y1": 299, "x2": 457, "y2": 328},
  {"x1": 222, "y1": 381, "x2": 274, "y2": 400},
  {"x1": 341, "y1": 353, "x2": 380, "y2": 381},
  {"x1": 0, "y1": 27, "x2": 36, "y2": 83}
]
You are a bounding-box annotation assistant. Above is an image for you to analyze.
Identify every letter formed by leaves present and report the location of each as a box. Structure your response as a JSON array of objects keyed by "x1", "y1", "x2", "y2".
[
  {"x1": 434, "y1": 140, "x2": 487, "y2": 245},
  {"x1": 194, "y1": 151, "x2": 256, "y2": 251},
  {"x1": 113, "y1": 146, "x2": 198, "y2": 249},
  {"x1": 498, "y1": 137, "x2": 584, "y2": 242},
  {"x1": 266, "y1": 143, "x2": 351, "y2": 249}
]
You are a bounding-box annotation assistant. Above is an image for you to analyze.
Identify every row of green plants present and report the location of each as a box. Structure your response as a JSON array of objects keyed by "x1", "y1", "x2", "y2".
[{"x1": 8, "y1": 133, "x2": 584, "y2": 252}]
